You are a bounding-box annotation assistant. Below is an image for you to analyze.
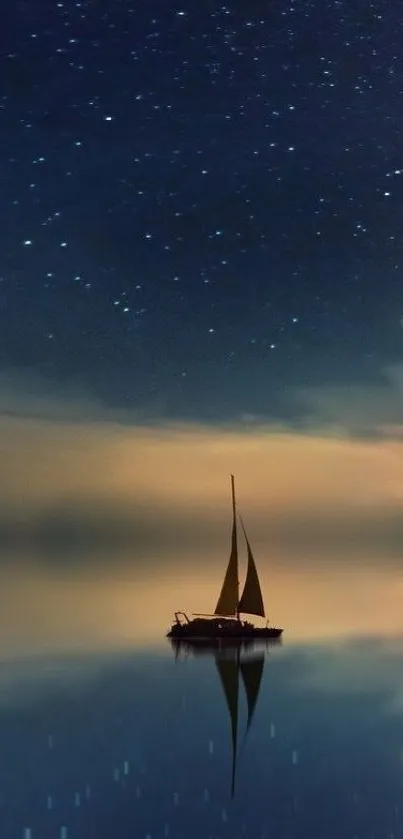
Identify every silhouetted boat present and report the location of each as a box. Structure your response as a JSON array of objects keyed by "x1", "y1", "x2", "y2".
[
  {"x1": 171, "y1": 638, "x2": 269, "y2": 797},
  {"x1": 167, "y1": 475, "x2": 283, "y2": 640}
]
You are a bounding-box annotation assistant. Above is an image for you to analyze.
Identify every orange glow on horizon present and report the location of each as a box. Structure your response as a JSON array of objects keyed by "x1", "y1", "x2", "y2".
[
  {"x1": 1, "y1": 416, "x2": 401, "y2": 515},
  {"x1": 0, "y1": 554, "x2": 402, "y2": 660},
  {"x1": 2, "y1": 413, "x2": 403, "y2": 659}
]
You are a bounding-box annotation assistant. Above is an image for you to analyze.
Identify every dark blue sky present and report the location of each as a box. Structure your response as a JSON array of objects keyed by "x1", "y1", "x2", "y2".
[{"x1": 2, "y1": 0, "x2": 403, "y2": 420}]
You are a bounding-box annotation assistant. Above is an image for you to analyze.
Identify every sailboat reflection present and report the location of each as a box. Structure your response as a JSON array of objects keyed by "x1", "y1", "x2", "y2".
[{"x1": 170, "y1": 638, "x2": 279, "y2": 797}]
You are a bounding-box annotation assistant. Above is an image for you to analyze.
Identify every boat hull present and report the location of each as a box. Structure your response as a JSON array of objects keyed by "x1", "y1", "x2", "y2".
[{"x1": 167, "y1": 623, "x2": 283, "y2": 640}]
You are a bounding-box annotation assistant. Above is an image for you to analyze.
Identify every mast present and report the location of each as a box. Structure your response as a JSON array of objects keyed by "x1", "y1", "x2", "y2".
[
  {"x1": 231, "y1": 474, "x2": 240, "y2": 622},
  {"x1": 214, "y1": 474, "x2": 239, "y2": 617}
]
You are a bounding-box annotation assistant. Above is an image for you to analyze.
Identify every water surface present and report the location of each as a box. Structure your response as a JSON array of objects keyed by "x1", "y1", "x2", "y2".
[{"x1": 2, "y1": 632, "x2": 403, "y2": 838}]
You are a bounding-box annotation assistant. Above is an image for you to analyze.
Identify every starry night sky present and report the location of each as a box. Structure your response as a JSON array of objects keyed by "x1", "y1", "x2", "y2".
[{"x1": 2, "y1": 0, "x2": 403, "y2": 421}]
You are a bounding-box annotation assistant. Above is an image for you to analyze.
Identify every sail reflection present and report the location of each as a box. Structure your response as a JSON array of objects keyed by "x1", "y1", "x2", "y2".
[{"x1": 170, "y1": 638, "x2": 280, "y2": 798}]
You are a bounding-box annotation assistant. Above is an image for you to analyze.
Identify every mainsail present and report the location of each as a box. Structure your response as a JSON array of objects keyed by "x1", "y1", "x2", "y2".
[
  {"x1": 238, "y1": 517, "x2": 265, "y2": 618},
  {"x1": 214, "y1": 474, "x2": 239, "y2": 616},
  {"x1": 214, "y1": 476, "x2": 266, "y2": 620}
]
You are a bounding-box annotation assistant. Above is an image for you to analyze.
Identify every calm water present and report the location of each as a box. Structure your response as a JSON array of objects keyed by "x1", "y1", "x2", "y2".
[{"x1": 2, "y1": 634, "x2": 403, "y2": 839}]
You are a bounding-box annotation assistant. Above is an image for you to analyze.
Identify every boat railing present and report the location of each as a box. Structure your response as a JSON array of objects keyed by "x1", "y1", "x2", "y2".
[{"x1": 174, "y1": 611, "x2": 190, "y2": 625}]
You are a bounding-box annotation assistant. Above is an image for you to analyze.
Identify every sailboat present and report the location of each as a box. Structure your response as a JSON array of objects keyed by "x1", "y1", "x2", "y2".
[{"x1": 167, "y1": 475, "x2": 283, "y2": 640}]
